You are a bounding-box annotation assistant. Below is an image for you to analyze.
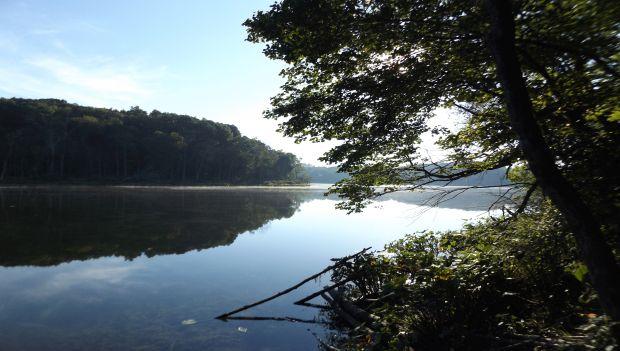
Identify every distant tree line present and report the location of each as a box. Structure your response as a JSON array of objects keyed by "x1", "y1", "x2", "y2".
[
  {"x1": 0, "y1": 98, "x2": 306, "y2": 184},
  {"x1": 302, "y1": 164, "x2": 348, "y2": 184},
  {"x1": 303, "y1": 163, "x2": 509, "y2": 186}
]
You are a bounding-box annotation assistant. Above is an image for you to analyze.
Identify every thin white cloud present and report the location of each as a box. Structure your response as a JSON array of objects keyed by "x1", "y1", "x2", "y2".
[
  {"x1": 0, "y1": 64, "x2": 51, "y2": 97},
  {"x1": 0, "y1": 54, "x2": 165, "y2": 108},
  {"x1": 28, "y1": 21, "x2": 106, "y2": 37},
  {"x1": 0, "y1": 4, "x2": 156, "y2": 109},
  {"x1": 28, "y1": 57, "x2": 151, "y2": 98}
]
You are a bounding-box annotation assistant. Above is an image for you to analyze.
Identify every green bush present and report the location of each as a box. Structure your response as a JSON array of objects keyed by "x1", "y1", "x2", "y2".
[{"x1": 327, "y1": 203, "x2": 616, "y2": 350}]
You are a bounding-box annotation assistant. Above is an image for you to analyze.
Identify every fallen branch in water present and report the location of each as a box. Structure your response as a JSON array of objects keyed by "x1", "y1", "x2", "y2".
[
  {"x1": 295, "y1": 301, "x2": 328, "y2": 309},
  {"x1": 294, "y1": 279, "x2": 354, "y2": 306},
  {"x1": 322, "y1": 290, "x2": 376, "y2": 338},
  {"x1": 321, "y1": 292, "x2": 363, "y2": 329},
  {"x1": 215, "y1": 247, "x2": 371, "y2": 320},
  {"x1": 328, "y1": 288, "x2": 382, "y2": 329},
  {"x1": 221, "y1": 315, "x2": 324, "y2": 324}
]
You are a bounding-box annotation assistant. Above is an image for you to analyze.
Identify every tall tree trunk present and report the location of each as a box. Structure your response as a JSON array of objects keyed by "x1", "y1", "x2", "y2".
[
  {"x1": 123, "y1": 144, "x2": 128, "y2": 178},
  {"x1": 19, "y1": 156, "x2": 24, "y2": 180},
  {"x1": 99, "y1": 153, "x2": 103, "y2": 178},
  {"x1": 59, "y1": 142, "x2": 65, "y2": 178},
  {"x1": 196, "y1": 155, "x2": 205, "y2": 181},
  {"x1": 60, "y1": 150, "x2": 65, "y2": 178},
  {"x1": 116, "y1": 147, "x2": 120, "y2": 178},
  {"x1": 48, "y1": 139, "x2": 56, "y2": 177},
  {"x1": 182, "y1": 151, "x2": 187, "y2": 183},
  {"x1": 1, "y1": 142, "x2": 13, "y2": 181},
  {"x1": 484, "y1": 0, "x2": 620, "y2": 320}
]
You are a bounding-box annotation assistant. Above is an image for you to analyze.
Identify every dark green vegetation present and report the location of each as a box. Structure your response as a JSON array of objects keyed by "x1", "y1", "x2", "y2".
[
  {"x1": 0, "y1": 98, "x2": 306, "y2": 185},
  {"x1": 0, "y1": 187, "x2": 304, "y2": 267},
  {"x1": 244, "y1": 0, "x2": 619, "y2": 349},
  {"x1": 327, "y1": 200, "x2": 616, "y2": 350}
]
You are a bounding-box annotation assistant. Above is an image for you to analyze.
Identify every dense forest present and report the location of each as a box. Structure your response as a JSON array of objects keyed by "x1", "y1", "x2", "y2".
[{"x1": 0, "y1": 98, "x2": 305, "y2": 185}]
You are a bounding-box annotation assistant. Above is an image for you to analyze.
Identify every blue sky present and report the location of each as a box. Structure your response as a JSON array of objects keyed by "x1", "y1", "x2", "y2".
[{"x1": 0, "y1": 0, "x2": 335, "y2": 164}]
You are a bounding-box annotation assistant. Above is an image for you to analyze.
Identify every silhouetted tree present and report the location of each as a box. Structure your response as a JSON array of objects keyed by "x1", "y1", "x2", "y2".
[{"x1": 244, "y1": 0, "x2": 620, "y2": 318}]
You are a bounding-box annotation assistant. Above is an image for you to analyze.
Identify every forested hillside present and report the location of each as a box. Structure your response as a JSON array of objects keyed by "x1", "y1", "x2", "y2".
[
  {"x1": 304, "y1": 164, "x2": 509, "y2": 186},
  {"x1": 0, "y1": 98, "x2": 305, "y2": 184},
  {"x1": 303, "y1": 165, "x2": 348, "y2": 183}
]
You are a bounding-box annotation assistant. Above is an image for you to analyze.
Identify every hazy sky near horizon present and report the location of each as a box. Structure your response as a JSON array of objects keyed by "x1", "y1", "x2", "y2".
[{"x1": 0, "y1": 0, "x2": 450, "y2": 165}]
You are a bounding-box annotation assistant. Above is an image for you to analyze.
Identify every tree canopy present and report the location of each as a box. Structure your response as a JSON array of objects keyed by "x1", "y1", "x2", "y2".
[
  {"x1": 0, "y1": 98, "x2": 305, "y2": 185},
  {"x1": 244, "y1": 0, "x2": 620, "y2": 319},
  {"x1": 245, "y1": 0, "x2": 617, "y2": 208}
]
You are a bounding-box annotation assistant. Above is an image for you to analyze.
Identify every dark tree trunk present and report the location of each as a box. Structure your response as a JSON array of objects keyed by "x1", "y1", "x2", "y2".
[
  {"x1": 19, "y1": 156, "x2": 24, "y2": 180},
  {"x1": 48, "y1": 140, "x2": 56, "y2": 176},
  {"x1": 484, "y1": 0, "x2": 620, "y2": 320},
  {"x1": 116, "y1": 147, "x2": 120, "y2": 178},
  {"x1": 60, "y1": 145, "x2": 65, "y2": 178},
  {"x1": 1, "y1": 142, "x2": 13, "y2": 181},
  {"x1": 182, "y1": 151, "x2": 187, "y2": 182},
  {"x1": 196, "y1": 155, "x2": 205, "y2": 181},
  {"x1": 123, "y1": 144, "x2": 128, "y2": 178},
  {"x1": 98, "y1": 153, "x2": 103, "y2": 178}
]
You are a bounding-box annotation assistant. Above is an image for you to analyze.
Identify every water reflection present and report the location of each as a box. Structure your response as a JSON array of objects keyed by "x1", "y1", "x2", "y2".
[
  {"x1": 0, "y1": 186, "x2": 503, "y2": 351},
  {"x1": 0, "y1": 186, "x2": 504, "y2": 267},
  {"x1": 0, "y1": 187, "x2": 307, "y2": 266}
]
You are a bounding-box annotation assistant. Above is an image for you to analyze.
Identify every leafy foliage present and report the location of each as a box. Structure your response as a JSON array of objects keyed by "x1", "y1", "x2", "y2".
[
  {"x1": 328, "y1": 203, "x2": 616, "y2": 350},
  {"x1": 244, "y1": 1, "x2": 620, "y2": 341},
  {"x1": 244, "y1": 0, "x2": 619, "y2": 225}
]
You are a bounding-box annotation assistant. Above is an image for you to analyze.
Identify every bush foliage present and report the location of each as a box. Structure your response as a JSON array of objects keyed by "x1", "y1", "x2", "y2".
[{"x1": 327, "y1": 203, "x2": 617, "y2": 350}]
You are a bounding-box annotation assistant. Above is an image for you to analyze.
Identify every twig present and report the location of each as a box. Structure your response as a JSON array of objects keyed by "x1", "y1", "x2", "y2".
[
  {"x1": 294, "y1": 279, "x2": 354, "y2": 306},
  {"x1": 296, "y1": 301, "x2": 329, "y2": 309},
  {"x1": 487, "y1": 185, "x2": 519, "y2": 212},
  {"x1": 514, "y1": 182, "x2": 537, "y2": 214},
  {"x1": 362, "y1": 291, "x2": 396, "y2": 309}
]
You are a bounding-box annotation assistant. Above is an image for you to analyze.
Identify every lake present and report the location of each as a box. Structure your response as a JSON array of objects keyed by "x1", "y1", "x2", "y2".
[{"x1": 0, "y1": 185, "x2": 504, "y2": 350}]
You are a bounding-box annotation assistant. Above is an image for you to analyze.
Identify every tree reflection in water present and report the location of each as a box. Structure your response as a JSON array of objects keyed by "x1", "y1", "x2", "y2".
[{"x1": 0, "y1": 187, "x2": 317, "y2": 267}]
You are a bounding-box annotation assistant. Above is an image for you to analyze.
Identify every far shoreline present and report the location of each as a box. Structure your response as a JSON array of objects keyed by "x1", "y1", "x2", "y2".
[{"x1": 0, "y1": 182, "x2": 329, "y2": 191}]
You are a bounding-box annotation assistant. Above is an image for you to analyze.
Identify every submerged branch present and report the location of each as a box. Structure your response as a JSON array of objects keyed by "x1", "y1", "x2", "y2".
[
  {"x1": 294, "y1": 279, "x2": 354, "y2": 306},
  {"x1": 221, "y1": 315, "x2": 324, "y2": 324},
  {"x1": 321, "y1": 292, "x2": 365, "y2": 330},
  {"x1": 215, "y1": 247, "x2": 371, "y2": 320}
]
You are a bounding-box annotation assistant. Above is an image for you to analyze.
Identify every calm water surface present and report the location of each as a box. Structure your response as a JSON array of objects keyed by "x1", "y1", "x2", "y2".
[{"x1": 0, "y1": 185, "x2": 503, "y2": 350}]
